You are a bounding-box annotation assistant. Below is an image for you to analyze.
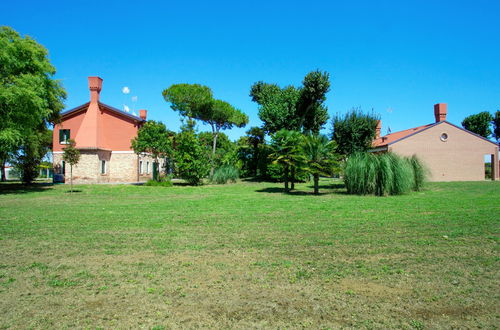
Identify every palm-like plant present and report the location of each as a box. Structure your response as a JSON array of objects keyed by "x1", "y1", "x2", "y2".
[
  {"x1": 269, "y1": 129, "x2": 305, "y2": 193},
  {"x1": 301, "y1": 134, "x2": 338, "y2": 194}
]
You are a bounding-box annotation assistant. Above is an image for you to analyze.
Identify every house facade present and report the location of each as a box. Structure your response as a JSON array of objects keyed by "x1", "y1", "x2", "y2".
[
  {"x1": 372, "y1": 103, "x2": 499, "y2": 181},
  {"x1": 53, "y1": 77, "x2": 157, "y2": 183}
]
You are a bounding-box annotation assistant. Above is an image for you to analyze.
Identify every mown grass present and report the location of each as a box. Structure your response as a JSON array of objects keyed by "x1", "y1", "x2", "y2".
[{"x1": 0, "y1": 180, "x2": 498, "y2": 328}]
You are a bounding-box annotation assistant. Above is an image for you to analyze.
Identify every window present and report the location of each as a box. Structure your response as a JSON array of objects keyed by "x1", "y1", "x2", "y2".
[
  {"x1": 61, "y1": 160, "x2": 66, "y2": 174},
  {"x1": 101, "y1": 160, "x2": 106, "y2": 174},
  {"x1": 440, "y1": 133, "x2": 448, "y2": 142},
  {"x1": 59, "y1": 129, "x2": 70, "y2": 144},
  {"x1": 139, "y1": 160, "x2": 143, "y2": 174},
  {"x1": 146, "y1": 161, "x2": 150, "y2": 174}
]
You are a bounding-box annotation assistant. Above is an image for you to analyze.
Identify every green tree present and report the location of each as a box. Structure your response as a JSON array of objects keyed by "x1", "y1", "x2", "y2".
[
  {"x1": 461, "y1": 111, "x2": 494, "y2": 138},
  {"x1": 174, "y1": 128, "x2": 210, "y2": 185},
  {"x1": 250, "y1": 70, "x2": 330, "y2": 134},
  {"x1": 131, "y1": 120, "x2": 173, "y2": 180},
  {"x1": 493, "y1": 110, "x2": 500, "y2": 145},
  {"x1": 163, "y1": 84, "x2": 248, "y2": 176},
  {"x1": 12, "y1": 128, "x2": 52, "y2": 184},
  {"x1": 62, "y1": 139, "x2": 80, "y2": 193},
  {"x1": 331, "y1": 108, "x2": 380, "y2": 156},
  {"x1": 301, "y1": 134, "x2": 338, "y2": 194},
  {"x1": 269, "y1": 129, "x2": 304, "y2": 193},
  {"x1": 0, "y1": 26, "x2": 66, "y2": 181}
]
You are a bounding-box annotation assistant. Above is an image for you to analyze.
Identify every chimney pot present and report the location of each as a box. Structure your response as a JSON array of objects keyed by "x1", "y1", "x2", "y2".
[
  {"x1": 375, "y1": 120, "x2": 382, "y2": 139},
  {"x1": 139, "y1": 109, "x2": 147, "y2": 120},
  {"x1": 434, "y1": 103, "x2": 447, "y2": 122},
  {"x1": 88, "y1": 76, "x2": 103, "y2": 103}
]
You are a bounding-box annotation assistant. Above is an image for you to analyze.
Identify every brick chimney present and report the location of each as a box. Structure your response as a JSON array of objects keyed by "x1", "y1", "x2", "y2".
[
  {"x1": 139, "y1": 109, "x2": 147, "y2": 120},
  {"x1": 375, "y1": 120, "x2": 382, "y2": 139},
  {"x1": 88, "y1": 76, "x2": 103, "y2": 103},
  {"x1": 434, "y1": 103, "x2": 447, "y2": 122}
]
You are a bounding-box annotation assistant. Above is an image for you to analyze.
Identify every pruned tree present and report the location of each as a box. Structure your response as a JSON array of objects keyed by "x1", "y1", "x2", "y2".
[
  {"x1": 0, "y1": 26, "x2": 66, "y2": 181},
  {"x1": 131, "y1": 120, "x2": 173, "y2": 180},
  {"x1": 331, "y1": 108, "x2": 380, "y2": 156},
  {"x1": 163, "y1": 84, "x2": 248, "y2": 176},
  {"x1": 301, "y1": 134, "x2": 339, "y2": 194},
  {"x1": 461, "y1": 111, "x2": 494, "y2": 138},
  {"x1": 250, "y1": 70, "x2": 330, "y2": 134},
  {"x1": 62, "y1": 139, "x2": 80, "y2": 193}
]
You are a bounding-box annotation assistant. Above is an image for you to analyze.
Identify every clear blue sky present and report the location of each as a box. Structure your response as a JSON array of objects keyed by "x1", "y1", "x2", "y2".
[{"x1": 2, "y1": 0, "x2": 499, "y2": 140}]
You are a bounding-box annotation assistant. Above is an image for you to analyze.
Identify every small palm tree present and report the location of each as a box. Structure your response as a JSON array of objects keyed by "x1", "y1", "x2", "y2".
[
  {"x1": 269, "y1": 129, "x2": 304, "y2": 193},
  {"x1": 301, "y1": 134, "x2": 338, "y2": 194}
]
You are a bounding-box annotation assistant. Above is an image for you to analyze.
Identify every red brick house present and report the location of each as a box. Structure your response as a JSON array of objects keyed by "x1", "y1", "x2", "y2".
[
  {"x1": 372, "y1": 103, "x2": 499, "y2": 181},
  {"x1": 53, "y1": 77, "x2": 156, "y2": 183}
]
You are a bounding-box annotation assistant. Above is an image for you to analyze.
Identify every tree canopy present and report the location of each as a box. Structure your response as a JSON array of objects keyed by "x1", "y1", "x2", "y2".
[
  {"x1": 493, "y1": 110, "x2": 500, "y2": 145},
  {"x1": 461, "y1": 111, "x2": 494, "y2": 138},
  {"x1": 250, "y1": 70, "x2": 330, "y2": 134},
  {"x1": 163, "y1": 83, "x2": 248, "y2": 175},
  {"x1": 331, "y1": 108, "x2": 379, "y2": 156},
  {"x1": 0, "y1": 26, "x2": 66, "y2": 182}
]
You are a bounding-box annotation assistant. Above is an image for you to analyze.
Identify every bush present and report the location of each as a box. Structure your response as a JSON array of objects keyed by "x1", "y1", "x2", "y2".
[
  {"x1": 144, "y1": 175, "x2": 173, "y2": 187},
  {"x1": 344, "y1": 152, "x2": 427, "y2": 196},
  {"x1": 211, "y1": 165, "x2": 239, "y2": 184}
]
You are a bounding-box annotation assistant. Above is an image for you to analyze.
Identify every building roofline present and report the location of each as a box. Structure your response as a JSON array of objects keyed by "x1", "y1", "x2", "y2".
[{"x1": 60, "y1": 102, "x2": 146, "y2": 123}]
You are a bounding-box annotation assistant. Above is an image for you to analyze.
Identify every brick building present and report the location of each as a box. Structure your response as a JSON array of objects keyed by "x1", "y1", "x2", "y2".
[
  {"x1": 372, "y1": 103, "x2": 499, "y2": 181},
  {"x1": 53, "y1": 77, "x2": 157, "y2": 183}
]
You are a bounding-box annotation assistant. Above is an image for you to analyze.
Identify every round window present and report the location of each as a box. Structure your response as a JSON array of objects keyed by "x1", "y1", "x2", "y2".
[{"x1": 440, "y1": 133, "x2": 448, "y2": 142}]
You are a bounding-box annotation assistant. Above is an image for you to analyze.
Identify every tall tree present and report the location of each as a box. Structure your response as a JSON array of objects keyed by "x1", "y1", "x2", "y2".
[
  {"x1": 174, "y1": 128, "x2": 210, "y2": 185},
  {"x1": 493, "y1": 110, "x2": 500, "y2": 145},
  {"x1": 461, "y1": 111, "x2": 494, "y2": 138},
  {"x1": 12, "y1": 128, "x2": 52, "y2": 184},
  {"x1": 250, "y1": 70, "x2": 330, "y2": 134},
  {"x1": 331, "y1": 108, "x2": 380, "y2": 156},
  {"x1": 131, "y1": 120, "x2": 173, "y2": 180},
  {"x1": 0, "y1": 26, "x2": 66, "y2": 181},
  {"x1": 301, "y1": 134, "x2": 338, "y2": 194},
  {"x1": 62, "y1": 139, "x2": 80, "y2": 193},
  {"x1": 269, "y1": 129, "x2": 304, "y2": 193},
  {"x1": 163, "y1": 84, "x2": 248, "y2": 176}
]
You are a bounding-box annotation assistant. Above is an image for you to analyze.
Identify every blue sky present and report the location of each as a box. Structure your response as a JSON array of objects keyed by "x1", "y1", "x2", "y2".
[{"x1": 2, "y1": 0, "x2": 499, "y2": 140}]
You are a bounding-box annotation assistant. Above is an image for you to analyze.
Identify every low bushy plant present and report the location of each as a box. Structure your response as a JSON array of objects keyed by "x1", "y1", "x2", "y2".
[
  {"x1": 211, "y1": 165, "x2": 239, "y2": 184},
  {"x1": 344, "y1": 152, "x2": 427, "y2": 196},
  {"x1": 144, "y1": 175, "x2": 173, "y2": 187}
]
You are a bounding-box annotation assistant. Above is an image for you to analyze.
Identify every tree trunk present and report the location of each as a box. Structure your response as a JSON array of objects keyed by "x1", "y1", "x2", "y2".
[
  {"x1": 210, "y1": 127, "x2": 218, "y2": 178},
  {"x1": 0, "y1": 158, "x2": 6, "y2": 182},
  {"x1": 314, "y1": 174, "x2": 319, "y2": 195},
  {"x1": 290, "y1": 166, "x2": 295, "y2": 190},
  {"x1": 70, "y1": 165, "x2": 73, "y2": 193},
  {"x1": 284, "y1": 164, "x2": 289, "y2": 193}
]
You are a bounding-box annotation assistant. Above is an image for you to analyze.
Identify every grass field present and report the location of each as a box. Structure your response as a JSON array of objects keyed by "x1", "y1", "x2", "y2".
[{"x1": 0, "y1": 180, "x2": 498, "y2": 328}]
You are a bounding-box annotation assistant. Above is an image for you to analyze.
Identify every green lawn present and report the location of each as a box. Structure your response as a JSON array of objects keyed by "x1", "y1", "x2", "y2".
[{"x1": 0, "y1": 180, "x2": 498, "y2": 328}]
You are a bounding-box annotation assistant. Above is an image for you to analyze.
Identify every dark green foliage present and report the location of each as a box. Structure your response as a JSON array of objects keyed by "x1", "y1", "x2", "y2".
[
  {"x1": 493, "y1": 110, "x2": 500, "y2": 144},
  {"x1": 13, "y1": 128, "x2": 52, "y2": 184},
  {"x1": 174, "y1": 129, "x2": 210, "y2": 185},
  {"x1": 211, "y1": 165, "x2": 239, "y2": 184},
  {"x1": 301, "y1": 134, "x2": 339, "y2": 194},
  {"x1": 198, "y1": 131, "x2": 239, "y2": 169},
  {"x1": 344, "y1": 152, "x2": 427, "y2": 196},
  {"x1": 461, "y1": 111, "x2": 494, "y2": 138},
  {"x1": 236, "y1": 127, "x2": 269, "y2": 178},
  {"x1": 269, "y1": 129, "x2": 305, "y2": 192},
  {"x1": 331, "y1": 108, "x2": 380, "y2": 156},
  {"x1": 250, "y1": 70, "x2": 330, "y2": 134}
]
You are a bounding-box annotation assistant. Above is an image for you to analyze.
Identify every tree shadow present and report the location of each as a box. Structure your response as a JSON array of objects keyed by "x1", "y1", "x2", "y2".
[
  {"x1": 307, "y1": 183, "x2": 346, "y2": 190},
  {"x1": 0, "y1": 182, "x2": 54, "y2": 195},
  {"x1": 255, "y1": 187, "x2": 329, "y2": 196},
  {"x1": 64, "y1": 190, "x2": 83, "y2": 193}
]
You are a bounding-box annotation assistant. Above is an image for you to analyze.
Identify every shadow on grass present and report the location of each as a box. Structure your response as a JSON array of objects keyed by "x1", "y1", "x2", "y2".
[
  {"x1": 306, "y1": 183, "x2": 346, "y2": 190},
  {"x1": 255, "y1": 187, "x2": 330, "y2": 196},
  {"x1": 65, "y1": 190, "x2": 83, "y2": 193},
  {"x1": 0, "y1": 182, "x2": 54, "y2": 195}
]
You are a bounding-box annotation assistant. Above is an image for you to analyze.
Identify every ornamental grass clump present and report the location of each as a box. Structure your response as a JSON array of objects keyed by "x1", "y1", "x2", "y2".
[
  {"x1": 212, "y1": 165, "x2": 239, "y2": 184},
  {"x1": 344, "y1": 152, "x2": 427, "y2": 196}
]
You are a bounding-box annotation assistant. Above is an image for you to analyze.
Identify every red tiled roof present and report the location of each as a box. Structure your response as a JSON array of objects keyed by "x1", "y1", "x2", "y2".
[{"x1": 372, "y1": 123, "x2": 435, "y2": 147}]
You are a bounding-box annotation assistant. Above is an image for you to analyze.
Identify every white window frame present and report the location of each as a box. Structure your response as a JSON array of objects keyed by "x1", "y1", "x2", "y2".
[
  {"x1": 146, "y1": 161, "x2": 150, "y2": 174},
  {"x1": 60, "y1": 129, "x2": 70, "y2": 144}
]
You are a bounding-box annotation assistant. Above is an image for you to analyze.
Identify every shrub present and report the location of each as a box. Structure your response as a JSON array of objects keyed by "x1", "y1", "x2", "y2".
[
  {"x1": 344, "y1": 152, "x2": 426, "y2": 196},
  {"x1": 211, "y1": 165, "x2": 239, "y2": 184},
  {"x1": 145, "y1": 175, "x2": 173, "y2": 187}
]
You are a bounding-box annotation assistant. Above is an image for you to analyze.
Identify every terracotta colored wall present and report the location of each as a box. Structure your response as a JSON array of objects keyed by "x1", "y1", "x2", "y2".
[
  {"x1": 52, "y1": 110, "x2": 86, "y2": 152},
  {"x1": 99, "y1": 107, "x2": 140, "y2": 151},
  {"x1": 390, "y1": 122, "x2": 499, "y2": 181}
]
